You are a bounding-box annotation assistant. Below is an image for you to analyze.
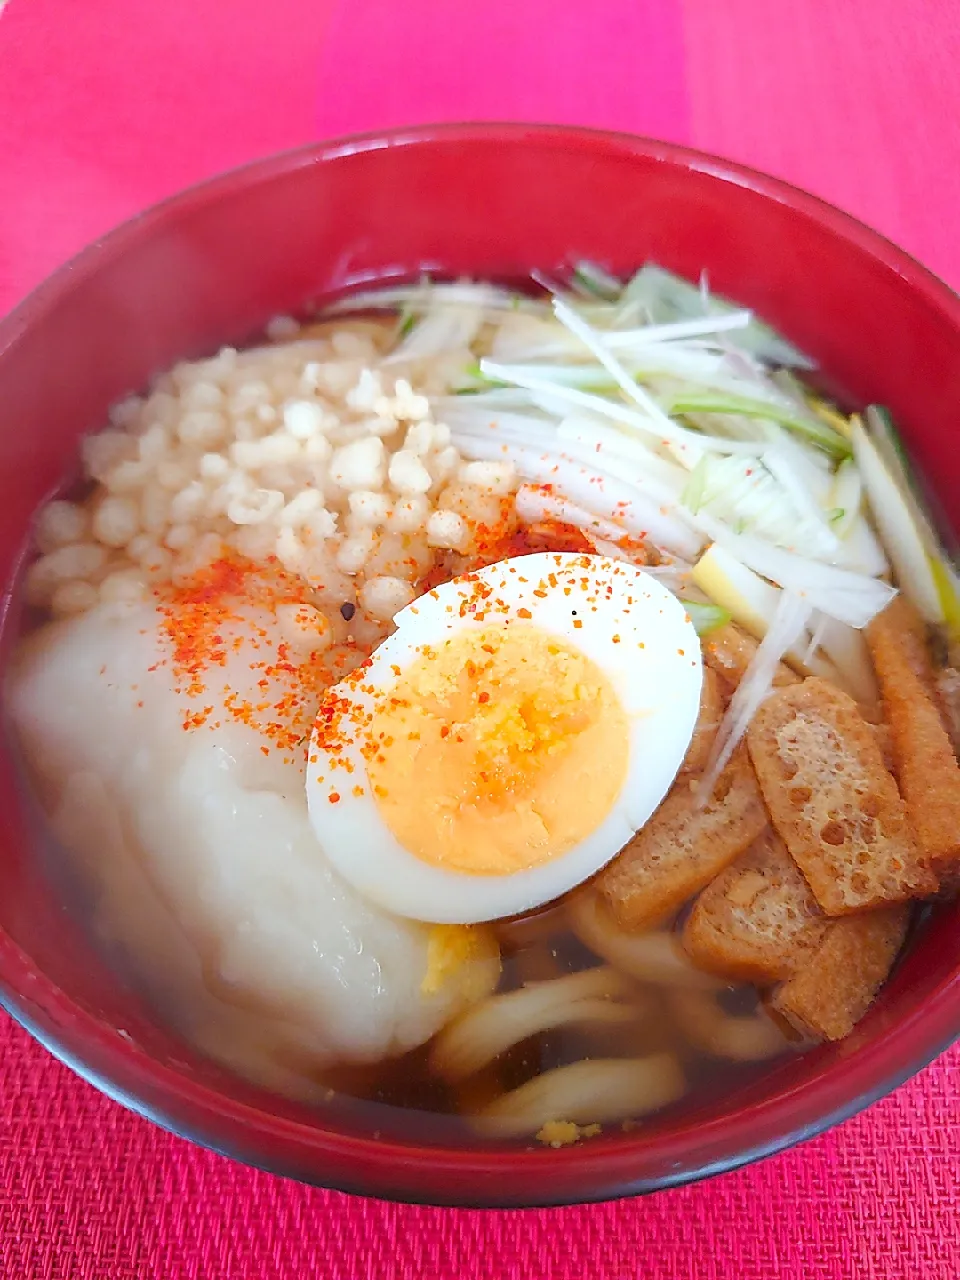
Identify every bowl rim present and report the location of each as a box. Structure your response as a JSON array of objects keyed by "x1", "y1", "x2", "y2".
[{"x1": 2, "y1": 120, "x2": 960, "y2": 1209}]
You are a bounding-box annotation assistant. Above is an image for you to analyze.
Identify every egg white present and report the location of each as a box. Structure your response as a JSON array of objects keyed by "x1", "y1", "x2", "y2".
[{"x1": 306, "y1": 552, "x2": 702, "y2": 923}]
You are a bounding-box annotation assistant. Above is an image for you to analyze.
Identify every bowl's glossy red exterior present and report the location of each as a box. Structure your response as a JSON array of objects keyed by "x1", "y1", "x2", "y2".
[{"x1": 1, "y1": 124, "x2": 959, "y2": 1208}]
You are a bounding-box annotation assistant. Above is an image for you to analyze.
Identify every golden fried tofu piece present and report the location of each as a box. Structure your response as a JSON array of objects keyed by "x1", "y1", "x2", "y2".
[
  {"x1": 597, "y1": 748, "x2": 767, "y2": 931},
  {"x1": 935, "y1": 667, "x2": 960, "y2": 758},
  {"x1": 867, "y1": 599, "x2": 960, "y2": 873},
  {"x1": 702, "y1": 624, "x2": 799, "y2": 697},
  {"x1": 679, "y1": 667, "x2": 724, "y2": 776},
  {"x1": 868, "y1": 720, "x2": 896, "y2": 774},
  {"x1": 683, "y1": 828, "x2": 829, "y2": 984},
  {"x1": 770, "y1": 906, "x2": 909, "y2": 1041},
  {"x1": 747, "y1": 678, "x2": 935, "y2": 915}
]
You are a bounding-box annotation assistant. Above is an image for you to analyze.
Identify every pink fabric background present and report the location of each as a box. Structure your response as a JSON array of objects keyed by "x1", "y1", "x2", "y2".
[{"x1": 1, "y1": 0, "x2": 959, "y2": 1275}]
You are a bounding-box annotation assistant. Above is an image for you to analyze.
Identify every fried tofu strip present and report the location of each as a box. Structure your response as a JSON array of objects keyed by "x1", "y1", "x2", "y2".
[
  {"x1": 702, "y1": 624, "x2": 799, "y2": 696},
  {"x1": 868, "y1": 720, "x2": 896, "y2": 774},
  {"x1": 597, "y1": 749, "x2": 767, "y2": 931},
  {"x1": 866, "y1": 599, "x2": 960, "y2": 873},
  {"x1": 747, "y1": 679, "x2": 935, "y2": 915},
  {"x1": 678, "y1": 667, "x2": 724, "y2": 776},
  {"x1": 683, "y1": 829, "x2": 828, "y2": 984},
  {"x1": 684, "y1": 829, "x2": 911, "y2": 1041},
  {"x1": 770, "y1": 906, "x2": 909, "y2": 1041},
  {"x1": 935, "y1": 667, "x2": 960, "y2": 758}
]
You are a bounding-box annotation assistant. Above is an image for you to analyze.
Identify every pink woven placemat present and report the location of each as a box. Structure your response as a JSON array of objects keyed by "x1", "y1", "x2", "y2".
[{"x1": 2, "y1": 1, "x2": 960, "y2": 1275}]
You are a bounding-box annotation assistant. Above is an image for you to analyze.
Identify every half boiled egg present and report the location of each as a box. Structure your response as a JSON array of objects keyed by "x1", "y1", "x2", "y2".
[{"x1": 306, "y1": 552, "x2": 702, "y2": 923}]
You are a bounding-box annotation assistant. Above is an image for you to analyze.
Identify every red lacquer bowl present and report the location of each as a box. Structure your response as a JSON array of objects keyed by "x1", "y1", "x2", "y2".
[{"x1": 1, "y1": 124, "x2": 959, "y2": 1208}]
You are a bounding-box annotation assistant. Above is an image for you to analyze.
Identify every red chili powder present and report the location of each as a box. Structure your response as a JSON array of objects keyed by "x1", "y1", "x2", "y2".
[
  {"x1": 158, "y1": 510, "x2": 636, "y2": 761},
  {"x1": 155, "y1": 553, "x2": 335, "y2": 753}
]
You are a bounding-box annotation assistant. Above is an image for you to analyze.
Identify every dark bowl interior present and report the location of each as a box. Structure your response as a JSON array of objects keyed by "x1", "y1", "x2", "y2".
[{"x1": 0, "y1": 123, "x2": 959, "y2": 1208}]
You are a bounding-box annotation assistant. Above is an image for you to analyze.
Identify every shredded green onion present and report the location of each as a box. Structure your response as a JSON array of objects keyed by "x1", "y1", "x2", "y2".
[
  {"x1": 619, "y1": 264, "x2": 815, "y2": 369},
  {"x1": 453, "y1": 362, "x2": 508, "y2": 394},
  {"x1": 663, "y1": 391, "x2": 850, "y2": 460},
  {"x1": 678, "y1": 599, "x2": 732, "y2": 636},
  {"x1": 681, "y1": 456, "x2": 710, "y2": 514},
  {"x1": 866, "y1": 405, "x2": 912, "y2": 475},
  {"x1": 571, "y1": 261, "x2": 622, "y2": 301},
  {"x1": 930, "y1": 555, "x2": 960, "y2": 641},
  {"x1": 354, "y1": 265, "x2": 937, "y2": 637}
]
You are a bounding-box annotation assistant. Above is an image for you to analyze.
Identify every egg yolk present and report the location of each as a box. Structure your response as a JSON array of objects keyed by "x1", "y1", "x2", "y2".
[{"x1": 365, "y1": 624, "x2": 629, "y2": 875}]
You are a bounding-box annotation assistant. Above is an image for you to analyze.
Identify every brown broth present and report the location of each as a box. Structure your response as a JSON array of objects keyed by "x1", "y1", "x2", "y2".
[{"x1": 311, "y1": 909, "x2": 809, "y2": 1144}]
